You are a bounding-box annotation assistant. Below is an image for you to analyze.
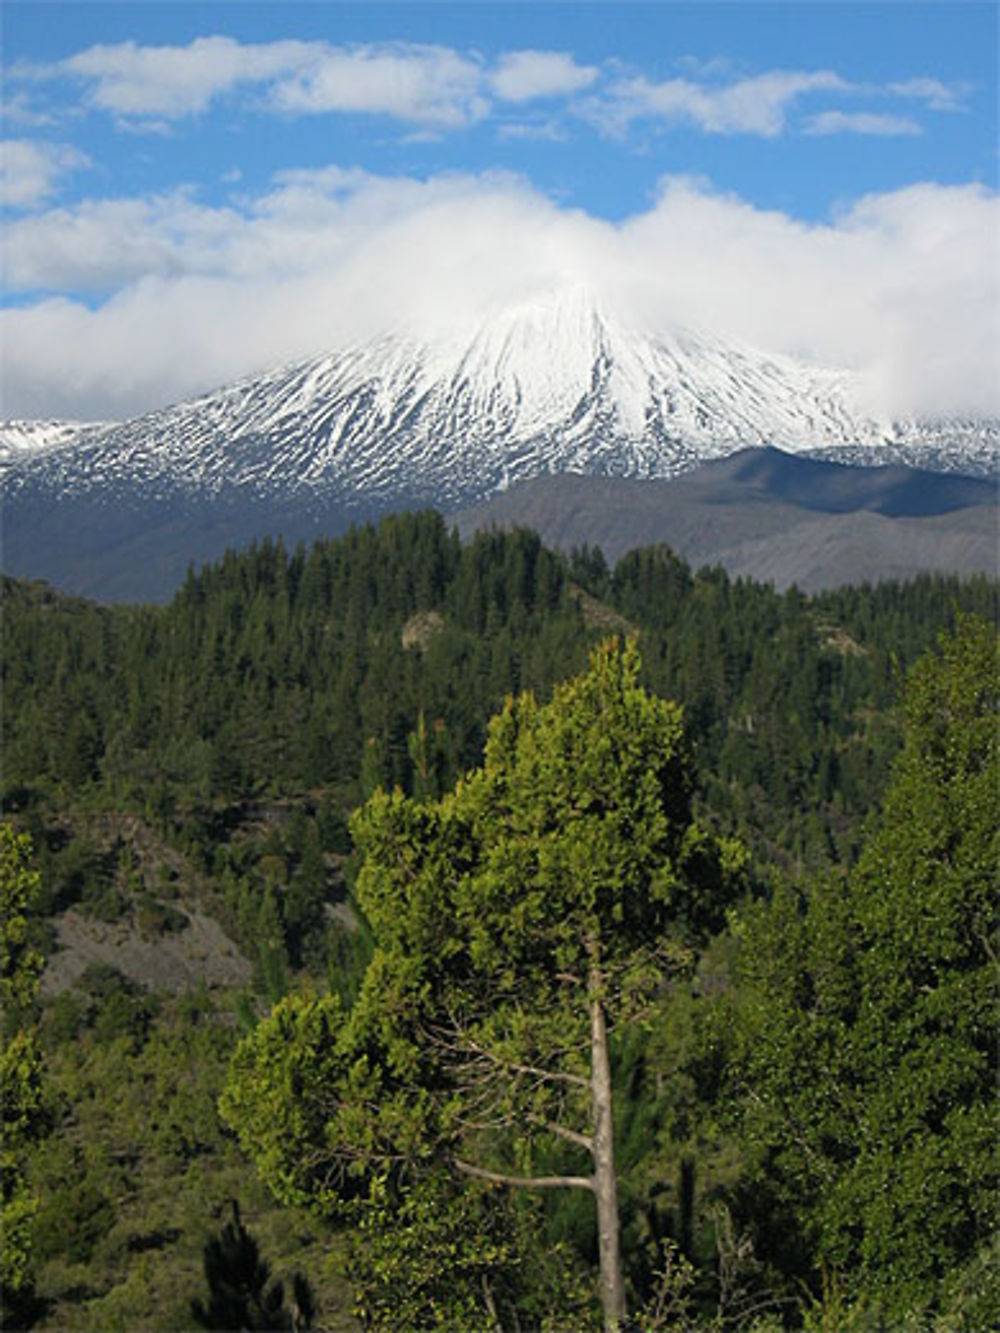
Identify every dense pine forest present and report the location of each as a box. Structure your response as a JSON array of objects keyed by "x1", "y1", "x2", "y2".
[{"x1": 1, "y1": 510, "x2": 997, "y2": 1331}]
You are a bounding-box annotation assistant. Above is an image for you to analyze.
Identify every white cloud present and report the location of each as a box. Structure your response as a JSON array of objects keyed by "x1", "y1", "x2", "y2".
[
  {"x1": 2, "y1": 171, "x2": 996, "y2": 422},
  {"x1": 23, "y1": 36, "x2": 490, "y2": 128},
  {"x1": 53, "y1": 38, "x2": 600, "y2": 130},
  {"x1": 805, "y1": 111, "x2": 922, "y2": 137},
  {"x1": 588, "y1": 69, "x2": 847, "y2": 137},
  {"x1": 16, "y1": 35, "x2": 971, "y2": 154},
  {"x1": 41, "y1": 36, "x2": 490, "y2": 128},
  {"x1": 618, "y1": 177, "x2": 999, "y2": 418},
  {"x1": 0, "y1": 90, "x2": 58, "y2": 130},
  {"x1": 490, "y1": 50, "x2": 599, "y2": 103},
  {"x1": 268, "y1": 43, "x2": 487, "y2": 127},
  {"x1": 0, "y1": 138, "x2": 89, "y2": 209},
  {"x1": 3, "y1": 190, "x2": 246, "y2": 289},
  {"x1": 63, "y1": 36, "x2": 313, "y2": 118},
  {"x1": 30, "y1": 37, "x2": 598, "y2": 132},
  {"x1": 496, "y1": 120, "x2": 568, "y2": 143},
  {"x1": 888, "y1": 77, "x2": 967, "y2": 112}
]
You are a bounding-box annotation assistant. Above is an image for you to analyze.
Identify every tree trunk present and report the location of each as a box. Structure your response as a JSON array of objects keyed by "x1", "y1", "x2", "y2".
[{"x1": 590, "y1": 957, "x2": 626, "y2": 1331}]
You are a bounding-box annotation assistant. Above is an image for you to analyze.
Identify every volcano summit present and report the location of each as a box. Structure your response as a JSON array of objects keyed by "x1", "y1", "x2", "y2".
[{"x1": 2, "y1": 285, "x2": 996, "y2": 601}]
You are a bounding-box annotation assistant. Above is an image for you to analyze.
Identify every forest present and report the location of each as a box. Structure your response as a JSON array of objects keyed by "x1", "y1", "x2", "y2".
[{"x1": 1, "y1": 509, "x2": 997, "y2": 1331}]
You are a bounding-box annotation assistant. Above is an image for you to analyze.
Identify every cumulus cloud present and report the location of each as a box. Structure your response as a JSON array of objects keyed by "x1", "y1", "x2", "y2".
[
  {"x1": 587, "y1": 69, "x2": 847, "y2": 137},
  {"x1": 490, "y1": 51, "x2": 599, "y2": 102},
  {"x1": 40, "y1": 37, "x2": 597, "y2": 129},
  {"x1": 1, "y1": 90, "x2": 58, "y2": 130},
  {"x1": 39, "y1": 36, "x2": 587, "y2": 129},
  {"x1": 63, "y1": 36, "x2": 313, "y2": 118},
  {"x1": 805, "y1": 110, "x2": 922, "y2": 137},
  {"x1": 0, "y1": 138, "x2": 89, "y2": 209},
  {"x1": 620, "y1": 178, "x2": 999, "y2": 418},
  {"x1": 4, "y1": 189, "x2": 247, "y2": 290},
  {"x1": 35, "y1": 36, "x2": 490, "y2": 127},
  {"x1": 268, "y1": 43, "x2": 487, "y2": 126},
  {"x1": 2, "y1": 170, "x2": 996, "y2": 422},
  {"x1": 21, "y1": 36, "x2": 934, "y2": 143}
]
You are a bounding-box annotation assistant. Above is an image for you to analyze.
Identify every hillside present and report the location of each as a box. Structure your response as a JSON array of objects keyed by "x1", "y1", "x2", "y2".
[
  {"x1": 3, "y1": 520, "x2": 997, "y2": 1330},
  {"x1": 454, "y1": 447, "x2": 999, "y2": 590}
]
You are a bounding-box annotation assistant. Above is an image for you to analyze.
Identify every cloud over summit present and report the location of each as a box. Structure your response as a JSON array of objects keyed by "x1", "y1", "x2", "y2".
[{"x1": 3, "y1": 169, "x2": 995, "y2": 423}]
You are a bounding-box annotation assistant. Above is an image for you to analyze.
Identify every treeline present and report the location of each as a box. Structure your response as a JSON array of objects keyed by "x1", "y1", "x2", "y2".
[{"x1": 4, "y1": 512, "x2": 995, "y2": 857}]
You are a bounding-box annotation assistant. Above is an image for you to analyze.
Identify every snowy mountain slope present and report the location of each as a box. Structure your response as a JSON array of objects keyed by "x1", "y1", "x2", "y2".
[
  {"x1": 0, "y1": 419, "x2": 106, "y2": 465},
  {"x1": 4, "y1": 285, "x2": 995, "y2": 514},
  {"x1": 2, "y1": 284, "x2": 997, "y2": 600}
]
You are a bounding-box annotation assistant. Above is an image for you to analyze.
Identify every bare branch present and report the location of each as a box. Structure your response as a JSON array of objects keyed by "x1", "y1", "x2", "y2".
[
  {"x1": 493, "y1": 1057, "x2": 589, "y2": 1089},
  {"x1": 526, "y1": 1114, "x2": 594, "y2": 1154},
  {"x1": 427, "y1": 1015, "x2": 590, "y2": 1089},
  {"x1": 454, "y1": 1158, "x2": 594, "y2": 1192},
  {"x1": 450, "y1": 1104, "x2": 519, "y2": 1133},
  {"x1": 481, "y1": 1274, "x2": 502, "y2": 1333}
]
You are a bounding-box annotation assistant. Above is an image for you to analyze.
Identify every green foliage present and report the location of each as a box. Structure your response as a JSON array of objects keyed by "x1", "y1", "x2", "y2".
[
  {"x1": 224, "y1": 640, "x2": 742, "y2": 1323},
  {"x1": 349, "y1": 1173, "x2": 590, "y2": 1331},
  {"x1": 728, "y1": 618, "x2": 1000, "y2": 1317},
  {"x1": 4, "y1": 524, "x2": 999, "y2": 1328},
  {"x1": 75, "y1": 962, "x2": 160, "y2": 1049},
  {"x1": 34, "y1": 1172, "x2": 116, "y2": 1266},
  {"x1": 630, "y1": 1238, "x2": 698, "y2": 1331},
  {"x1": 6, "y1": 527, "x2": 992, "y2": 894},
  {"x1": 351, "y1": 633, "x2": 739, "y2": 986},
  {"x1": 0, "y1": 825, "x2": 47, "y2": 1304},
  {"x1": 219, "y1": 991, "x2": 352, "y2": 1211},
  {"x1": 1, "y1": 824, "x2": 43, "y2": 1009},
  {"x1": 23, "y1": 984, "x2": 349, "y2": 1331}
]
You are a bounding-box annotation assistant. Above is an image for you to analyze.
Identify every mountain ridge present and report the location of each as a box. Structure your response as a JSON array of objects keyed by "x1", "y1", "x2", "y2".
[
  {"x1": 2, "y1": 286, "x2": 997, "y2": 600},
  {"x1": 5, "y1": 286, "x2": 997, "y2": 497},
  {"x1": 454, "y1": 447, "x2": 998, "y2": 592}
]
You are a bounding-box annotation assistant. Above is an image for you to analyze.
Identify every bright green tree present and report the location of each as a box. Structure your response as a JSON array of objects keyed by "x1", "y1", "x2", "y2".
[
  {"x1": 730, "y1": 617, "x2": 999, "y2": 1319},
  {"x1": 0, "y1": 824, "x2": 46, "y2": 1305},
  {"x1": 222, "y1": 640, "x2": 743, "y2": 1331}
]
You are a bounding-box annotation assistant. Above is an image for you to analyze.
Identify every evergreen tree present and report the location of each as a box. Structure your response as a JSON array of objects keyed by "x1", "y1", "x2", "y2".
[
  {"x1": 0, "y1": 826, "x2": 47, "y2": 1310},
  {"x1": 191, "y1": 1199, "x2": 313, "y2": 1331},
  {"x1": 728, "y1": 617, "x2": 999, "y2": 1319},
  {"x1": 222, "y1": 641, "x2": 744, "y2": 1330}
]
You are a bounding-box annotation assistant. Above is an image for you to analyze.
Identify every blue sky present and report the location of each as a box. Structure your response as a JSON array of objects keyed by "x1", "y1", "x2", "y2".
[{"x1": 2, "y1": 2, "x2": 997, "y2": 421}]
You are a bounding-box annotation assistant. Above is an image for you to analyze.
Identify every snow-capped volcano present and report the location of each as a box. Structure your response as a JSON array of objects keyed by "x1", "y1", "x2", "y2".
[
  {"x1": 2, "y1": 284, "x2": 996, "y2": 600},
  {"x1": 4, "y1": 284, "x2": 995, "y2": 510}
]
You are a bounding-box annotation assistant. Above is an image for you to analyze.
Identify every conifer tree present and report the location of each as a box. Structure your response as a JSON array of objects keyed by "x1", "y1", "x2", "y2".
[
  {"x1": 730, "y1": 617, "x2": 999, "y2": 1318},
  {"x1": 191, "y1": 1199, "x2": 313, "y2": 1331},
  {"x1": 222, "y1": 640, "x2": 744, "y2": 1330}
]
